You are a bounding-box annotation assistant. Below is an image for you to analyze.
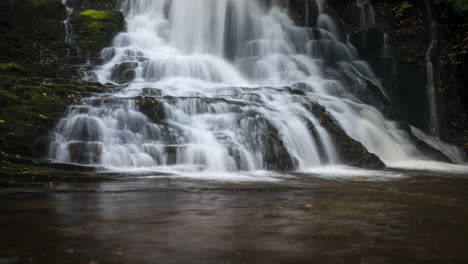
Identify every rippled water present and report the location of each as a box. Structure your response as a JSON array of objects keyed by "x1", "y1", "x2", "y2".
[{"x1": 1, "y1": 170, "x2": 468, "y2": 263}]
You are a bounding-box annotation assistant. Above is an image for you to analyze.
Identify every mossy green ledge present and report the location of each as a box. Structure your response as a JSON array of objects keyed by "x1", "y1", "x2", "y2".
[{"x1": 71, "y1": 9, "x2": 125, "y2": 55}]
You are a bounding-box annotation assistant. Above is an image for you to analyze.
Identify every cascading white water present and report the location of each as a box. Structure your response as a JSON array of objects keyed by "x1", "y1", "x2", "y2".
[
  {"x1": 61, "y1": 0, "x2": 74, "y2": 44},
  {"x1": 49, "y1": 0, "x2": 464, "y2": 173},
  {"x1": 424, "y1": 1, "x2": 439, "y2": 137},
  {"x1": 356, "y1": 0, "x2": 375, "y2": 29},
  {"x1": 410, "y1": 126, "x2": 464, "y2": 164}
]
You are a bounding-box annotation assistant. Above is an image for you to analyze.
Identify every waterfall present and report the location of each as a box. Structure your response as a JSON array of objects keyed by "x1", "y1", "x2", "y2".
[
  {"x1": 49, "y1": 0, "x2": 463, "y2": 173},
  {"x1": 61, "y1": 0, "x2": 74, "y2": 44},
  {"x1": 411, "y1": 126, "x2": 465, "y2": 164},
  {"x1": 356, "y1": 0, "x2": 375, "y2": 29},
  {"x1": 424, "y1": 1, "x2": 439, "y2": 137}
]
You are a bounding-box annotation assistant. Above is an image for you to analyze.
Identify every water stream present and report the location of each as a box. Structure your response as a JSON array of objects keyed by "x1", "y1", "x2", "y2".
[
  {"x1": 61, "y1": 0, "x2": 74, "y2": 44},
  {"x1": 49, "y1": 0, "x2": 466, "y2": 174},
  {"x1": 424, "y1": 0, "x2": 439, "y2": 137}
]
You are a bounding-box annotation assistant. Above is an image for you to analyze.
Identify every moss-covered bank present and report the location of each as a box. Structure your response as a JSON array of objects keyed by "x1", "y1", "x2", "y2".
[
  {"x1": 0, "y1": 0, "x2": 124, "y2": 174},
  {"x1": 71, "y1": 9, "x2": 124, "y2": 54}
]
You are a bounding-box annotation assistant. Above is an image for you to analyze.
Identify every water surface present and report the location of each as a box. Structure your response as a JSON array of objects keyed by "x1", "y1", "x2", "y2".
[{"x1": 1, "y1": 169, "x2": 467, "y2": 264}]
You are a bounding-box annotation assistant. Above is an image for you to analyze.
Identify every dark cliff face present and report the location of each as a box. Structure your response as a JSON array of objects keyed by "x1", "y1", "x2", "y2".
[
  {"x1": 287, "y1": 0, "x2": 467, "y2": 153},
  {"x1": 0, "y1": 0, "x2": 124, "y2": 162}
]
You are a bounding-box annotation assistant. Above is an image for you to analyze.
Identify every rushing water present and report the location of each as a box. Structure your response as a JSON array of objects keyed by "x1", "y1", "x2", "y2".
[
  {"x1": 49, "y1": 0, "x2": 466, "y2": 174},
  {"x1": 61, "y1": 0, "x2": 74, "y2": 44},
  {"x1": 424, "y1": 1, "x2": 439, "y2": 137},
  {"x1": 356, "y1": 0, "x2": 375, "y2": 29}
]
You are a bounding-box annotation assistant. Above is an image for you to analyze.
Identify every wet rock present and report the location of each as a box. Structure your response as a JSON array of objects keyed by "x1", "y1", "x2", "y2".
[
  {"x1": 134, "y1": 97, "x2": 165, "y2": 123},
  {"x1": 238, "y1": 110, "x2": 296, "y2": 171},
  {"x1": 141, "y1": 88, "x2": 162, "y2": 97},
  {"x1": 307, "y1": 103, "x2": 386, "y2": 169},
  {"x1": 67, "y1": 142, "x2": 102, "y2": 164},
  {"x1": 401, "y1": 124, "x2": 453, "y2": 163},
  {"x1": 111, "y1": 62, "x2": 138, "y2": 84}
]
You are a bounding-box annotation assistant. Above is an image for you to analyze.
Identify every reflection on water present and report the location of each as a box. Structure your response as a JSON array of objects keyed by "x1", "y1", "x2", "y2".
[{"x1": 1, "y1": 170, "x2": 468, "y2": 263}]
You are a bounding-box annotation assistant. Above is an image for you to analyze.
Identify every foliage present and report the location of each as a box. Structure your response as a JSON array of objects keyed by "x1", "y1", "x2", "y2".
[
  {"x1": 78, "y1": 10, "x2": 115, "y2": 20},
  {"x1": 393, "y1": 1, "x2": 413, "y2": 17},
  {"x1": 0, "y1": 63, "x2": 23, "y2": 72},
  {"x1": 433, "y1": 0, "x2": 468, "y2": 20},
  {"x1": 435, "y1": 0, "x2": 468, "y2": 14}
]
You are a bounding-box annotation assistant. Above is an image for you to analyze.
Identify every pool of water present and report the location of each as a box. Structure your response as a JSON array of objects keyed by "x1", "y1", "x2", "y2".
[{"x1": 1, "y1": 169, "x2": 468, "y2": 263}]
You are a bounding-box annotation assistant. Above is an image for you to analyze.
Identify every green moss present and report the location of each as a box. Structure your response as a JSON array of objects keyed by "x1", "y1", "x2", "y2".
[
  {"x1": 0, "y1": 75, "x2": 107, "y2": 158},
  {"x1": 78, "y1": 10, "x2": 116, "y2": 20},
  {"x1": 0, "y1": 63, "x2": 23, "y2": 72},
  {"x1": 71, "y1": 9, "x2": 124, "y2": 53},
  {"x1": 392, "y1": 1, "x2": 413, "y2": 17}
]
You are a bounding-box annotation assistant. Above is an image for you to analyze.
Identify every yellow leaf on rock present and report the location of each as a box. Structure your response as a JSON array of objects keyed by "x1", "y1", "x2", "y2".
[
  {"x1": 43, "y1": 93, "x2": 47, "y2": 96},
  {"x1": 0, "y1": 120, "x2": 5, "y2": 123},
  {"x1": 304, "y1": 204, "x2": 313, "y2": 208}
]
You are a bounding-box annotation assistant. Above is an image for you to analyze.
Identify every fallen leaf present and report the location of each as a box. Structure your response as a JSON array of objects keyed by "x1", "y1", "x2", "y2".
[{"x1": 304, "y1": 203, "x2": 313, "y2": 208}]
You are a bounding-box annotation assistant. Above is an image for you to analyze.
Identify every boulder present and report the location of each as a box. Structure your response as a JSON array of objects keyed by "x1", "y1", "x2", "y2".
[
  {"x1": 307, "y1": 103, "x2": 386, "y2": 169},
  {"x1": 134, "y1": 97, "x2": 165, "y2": 123},
  {"x1": 110, "y1": 62, "x2": 138, "y2": 83}
]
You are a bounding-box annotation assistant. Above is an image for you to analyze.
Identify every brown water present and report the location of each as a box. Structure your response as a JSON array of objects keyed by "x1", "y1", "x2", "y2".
[{"x1": 1, "y1": 170, "x2": 468, "y2": 264}]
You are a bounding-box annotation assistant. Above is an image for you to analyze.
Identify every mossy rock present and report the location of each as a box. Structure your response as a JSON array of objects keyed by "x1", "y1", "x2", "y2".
[
  {"x1": 16, "y1": 18, "x2": 66, "y2": 42},
  {"x1": 15, "y1": 0, "x2": 67, "y2": 20},
  {"x1": 0, "y1": 76, "x2": 110, "y2": 158},
  {"x1": 71, "y1": 9, "x2": 124, "y2": 53},
  {"x1": 12, "y1": 0, "x2": 67, "y2": 41},
  {"x1": 0, "y1": 62, "x2": 24, "y2": 74},
  {"x1": 67, "y1": 0, "x2": 120, "y2": 10},
  {"x1": 134, "y1": 97, "x2": 166, "y2": 123}
]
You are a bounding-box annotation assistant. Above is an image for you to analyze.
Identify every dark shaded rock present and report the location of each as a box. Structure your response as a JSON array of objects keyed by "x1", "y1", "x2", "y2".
[
  {"x1": 238, "y1": 110, "x2": 296, "y2": 171},
  {"x1": 134, "y1": 97, "x2": 165, "y2": 123},
  {"x1": 141, "y1": 88, "x2": 162, "y2": 97},
  {"x1": 349, "y1": 28, "x2": 384, "y2": 59},
  {"x1": 307, "y1": 103, "x2": 386, "y2": 169},
  {"x1": 358, "y1": 80, "x2": 392, "y2": 111},
  {"x1": 289, "y1": 89, "x2": 306, "y2": 96},
  {"x1": 400, "y1": 124, "x2": 453, "y2": 163},
  {"x1": 67, "y1": 142, "x2": 102, "y2": 164},
  {"x1": 111, "y1": 62, "x2": 138, "y2": 83},
  {"x1": 46, "y1": 162, "x2": 97, "y2": 172}
]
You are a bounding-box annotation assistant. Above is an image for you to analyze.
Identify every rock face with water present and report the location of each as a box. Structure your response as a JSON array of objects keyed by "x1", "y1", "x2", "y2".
[
  {"x1": 1, "y1": 0, "x2": 466, "y2": 173},
  {"x1": 326, "y1": 0, "x2": 467, "y2": 155},
  {"x1": 45, "y1": 0, "x2": 466, "y2": 174},
  {"x1": 0, "y1": 0, "x2": 122, "y2": 161}
]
